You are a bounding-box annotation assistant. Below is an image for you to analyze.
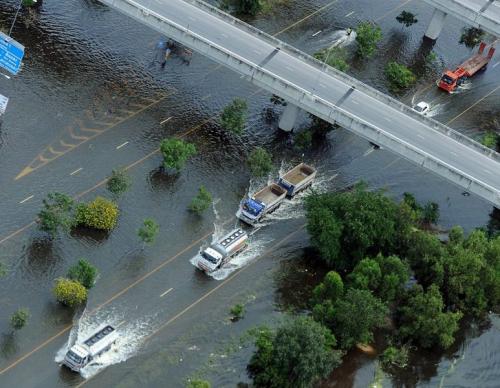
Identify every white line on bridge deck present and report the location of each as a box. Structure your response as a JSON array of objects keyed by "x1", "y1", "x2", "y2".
[
  {"x1": 19, "y1": 195, "x2": 34, "y2": 204},
  {"x1": 70, "y1": 167, "x2": 83, "y2": 176},
  {"x1": 116, "y1": 141, "x2": 129, "y2": 149},
  {"x1": 417, "y1": 135, "x2": 425, "y2": 140},
  {"x1": 345, "y1": 11, "x2": 355, "y2": 17},
  {"x1": 160, "y1": 287, "x2": 174, "y2": 298}
]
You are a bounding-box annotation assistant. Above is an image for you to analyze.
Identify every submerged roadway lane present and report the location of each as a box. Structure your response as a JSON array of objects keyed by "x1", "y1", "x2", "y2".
[{"x1": 101, "y1": 0, "x2": 500, "y2": 206}]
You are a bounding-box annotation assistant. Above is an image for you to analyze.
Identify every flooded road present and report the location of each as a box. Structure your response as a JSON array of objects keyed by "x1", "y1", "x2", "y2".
[{"x1": 0, "y1": 0, "x2": 499, "y2": 387}]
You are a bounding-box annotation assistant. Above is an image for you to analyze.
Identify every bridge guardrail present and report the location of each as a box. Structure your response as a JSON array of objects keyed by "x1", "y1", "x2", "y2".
[
  {"x1": 102, "y1": 0, "x2": 500, "y2": 206},
  {"x1": 182, "y1": 0, "x2": 500, "y2": 164}
]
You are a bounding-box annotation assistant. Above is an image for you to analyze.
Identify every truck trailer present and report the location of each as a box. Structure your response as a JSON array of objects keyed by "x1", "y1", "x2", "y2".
[
  {"x1": 195, "y1": 228, "x2": 248, "y2": 273},
  {"x1": 62, "y1": 325, "x2": 118, "y2": 372},
  {"x1": 438, "y1": 42, "x2": 495, "y2": 92}
]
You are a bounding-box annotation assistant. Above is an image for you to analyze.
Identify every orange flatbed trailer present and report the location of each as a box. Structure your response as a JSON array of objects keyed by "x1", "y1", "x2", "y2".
[{"x1": 438, "y1": 42, "x2": 495, "y2": 92}]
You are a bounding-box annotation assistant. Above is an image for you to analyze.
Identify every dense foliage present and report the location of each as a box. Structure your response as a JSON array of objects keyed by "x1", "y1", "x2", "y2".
[
  {"x1": 75, "y1": 197, "x2": 119, "y2": 231},
  {"x1": 67, "y1": 259, "x2": 98, "y2": 289},
  {"x1": 37, "y1": 192, "x2": 75, "y2": 238},
  {"x1": 160, "y1": 138, "x2": 197, "y2": 171},
  {"x1": 106, "y1": 168, "x2": 131, "y2": 198},
  {"x1": 248, "y1": 317, "x2": 341, "y2": 388},
  {"x1": 385, "y1": 62, "x2": 417, "y2": 91},
  {"x1": 220, "y1": 98, "x2": 248, "y2": 135},
  {"x1": 305, "y1": 183, "x2": 413, "y2": 271},
  {"x1": 314, "y1": 47, "x2": 349, "y2": 72},
  {"x1": 186, "y1": 380, "x2": 211, "y2": 388},
  {"x1": 355, "y1": 22, "x2": 382, "y2": 58},
  {"x1": 10, "y1": 308, "x2": 30, "y2": 330},
  {"x1": 137, "y1": 218, "x2": 160, "y2": 249},
  {"x1": 459, "y1": 27, "x2": 484, "y2": 48},
  {"x1": 247, "y1": 147, "x2": 272, "y2": 178},
  {"x1": 53, "y1": 278, "x2": 88, "y2": 307},
  {"x1": 188, "y1": 186, "x2": 212, "y2": 215},
  {"x1": 220, "y1": 0, "x2": 262, "y2": 16}
]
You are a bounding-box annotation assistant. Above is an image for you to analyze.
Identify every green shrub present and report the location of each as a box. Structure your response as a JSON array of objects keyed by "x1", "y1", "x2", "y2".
[
  {"x1": 37, "y1": 192, "x2": 75, "y2": 238},
  {"x1": 75, "y1": 197, "x2": 119, "y2": 231},
  {"x1": 385, "y1": 62, "x2": 416, "y2": 91},
  {"x1": 247, "y1": 147, "x2": 272, "y2": 178},
  {"x1": 380, "y1": 345, "x2": 409, "y2": 369},
  {"x1": 106, "y1": 168, "x2": 131, "y2": 197},
  {"x1": 220, "y1": 98, "x2": 248, "y2": 135},
  {"x1": 188, "y1": 186, "x2": 212, "y2": 215},
  {"x1": 186, "y1": 379, "x2": 211, "y2": 388},
  {"x1": 67, "y1": 259, "x2": 98, "y2": 289},
  {"x1": 356, "y1": 22, "x2": 382, "y2": 58},
  {"x1": 230, "y1": 303, "x2": 245, "y2": 320},
  {"x1": 314, "y1": 47, "x2": 349, "y2": 71},
  {"x1": 10, "y1": 308, "x2": 30, "y2": 330},
  {"x1": 53, "y1": 278, "x2": 88, "y2": 307},
  {"x1": 396, "y1": 11, "x2": 418, "y2": 27},
  {"x1": 160, "y1": 138, "x2": 197, "y2": 171},
  {"x1": 138, "y1": 218, "x2": 160, "y2": 249},
  {"x1": 482, "y1": 132, "x2": 498, "y2": 149}
]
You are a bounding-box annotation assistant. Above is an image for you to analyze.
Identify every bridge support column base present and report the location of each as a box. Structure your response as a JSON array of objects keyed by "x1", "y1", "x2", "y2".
[
  {"x1": 424, "y1": 9, "x2": 447, "y2": 40},
  {"x1": 279, "y1": 103, "x2": 300, "y2": 132}
]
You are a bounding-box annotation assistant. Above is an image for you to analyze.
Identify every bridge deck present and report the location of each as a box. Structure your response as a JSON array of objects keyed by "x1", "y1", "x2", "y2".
[{"x1": 101, "y1": 0, "x2": 500, "y2": 206}]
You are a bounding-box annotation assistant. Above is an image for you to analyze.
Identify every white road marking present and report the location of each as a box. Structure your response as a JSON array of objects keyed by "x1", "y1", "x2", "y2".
[
  {"x1": 483, "y1": 169, "x2": 492, "y2": 175},
  {"x1": 383, "y1": 117, "x2": 392, "y2": 122},
  {"x1": 345, "y1": 11, "x2": 355, "y2": 17},
  {"x1": 450, "y1": 151, "x2": 458, "y2": 156},
  {"x1": 253, "y1": 49, "x2": 261, "y2": 54},
  {"x1": 70, "y1": 167, "x2": 83, "y2": 176},
  {"x1": 19, "y1": 195, "x2": 34, "y2": 204},
  {"x1": 160, "y1": 287, "x2": 174, "y2": 298},
  {"x1": 351, "y1": 100, "x2": 359, "y2": 105},
  {"x1": 116, "y1": 141, "x2": 129, "y2": 149},
  {"x1": 312, "y1": 30, "x2": 322, "y2": 37},
  {"x1": 319, "y1": 83, "x2": 327, "y2": 88},
  {"x1": 492, "y1": 61, "x2": 500, "y2": 68},
  {"x1": 417, "y1": 135, "x2": 425, "y2": 140},
  {"x1": 160, "y1": 116, "x2": 172, "y2": 125},
  {"x1": 285, "y1": 66, "x2": 293, "y2": 71},
  {"x1": 189, "y1": 16, "x2": 196, "y2": 21}
]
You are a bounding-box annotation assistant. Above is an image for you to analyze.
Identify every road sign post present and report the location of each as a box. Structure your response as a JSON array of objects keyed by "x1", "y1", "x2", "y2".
[{"x1": 0, "y1": 31, "x2": 25, "y2": 75}]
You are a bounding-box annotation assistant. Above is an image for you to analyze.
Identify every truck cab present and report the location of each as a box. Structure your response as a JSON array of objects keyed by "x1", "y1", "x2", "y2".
[
  {"x1": 240, "y1": 198, "x2": 265, "y2": 222},
  {"x1": 63, "y1": 345, "x2": 90, "y2": 371},
  {"x1": 438, "y1": 71, "x2": 458, "y2": 92},
  {"x1": 198, "y1": 247, "x2": 224, "y2": 272}
]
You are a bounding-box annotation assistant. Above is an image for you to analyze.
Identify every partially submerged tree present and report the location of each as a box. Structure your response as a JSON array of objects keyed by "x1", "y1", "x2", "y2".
[
  {"x1": 247, "y1": 147, "x2": 272, "y2": 178},
  {"x1": 188, "y1": 186, "x2": 212, "y2": 215},
  {"x1": 385, "y1": 62, "x2": 416, "y2": 91},
  {"x1": 67, "y1": 259, "x2": 98, "y2": 289},
  {"x1": 37, "y1": 192, "x2": 75, "y2": 238},
  {"x1": 106, "y1": 168, "x2": 131, "y2": 198},
  {"x1": 355, "y1": 22, "x2": 382, "y2": 58},
  {"x1": 396, "y1": 11, "x2": 418, "y2": 27},
  {"x1": 53, "y1": 278, "x2": 88, "y2": 307},
  {"x1": 220, "y1": 98, "x2": 248, "y2": 135},
  {"x1": 160, "y1": 138, "x2": 197, "y2": 172},
  {"x1": 314, "y1": 47, "x2": 349, "y2": 72},
  {"x1": 459, "y1": 27, "x2": 484, "y2": 48},
  {"x1": 75, "y1": 197, "x2": 119, "y2": 231},
  {"x1": 137, "y1": 218, "x2": 160, "y2": 249},
  {"x1": 248, "y1": 317, "x2": 341, "y2": 388},
  {"x1": 10, "y1": 308, "x2": 30, "y2": 330}
]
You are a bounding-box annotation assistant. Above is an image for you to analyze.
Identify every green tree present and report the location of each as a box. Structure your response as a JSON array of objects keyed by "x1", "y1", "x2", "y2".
[
  {"x1": 106, "y1": 168, "x2": 131, "y2": 198},
  {"x1": 294, "y1": 130, "x2": 313, "y2": 150},
  {"x1": 75, "y1": 197, "x2": 119, "y2": 231},
  {"x1": 22, "y1": 0, "x2": 37, "y2": 6},
  {"x1": 10, "y1": 308, "x2": 29, "y2": 330},
  {"x1": 247, "y1": 147, "x2": 272, "y2": 177},
  {"x1": 396, "y1": 11, "x2": 418, "y2": 27},
  {"x1": 53, "y1": 278, "x2": 88, "y2": 307},
  {"x1": 188, "y1": 186, "x2": 212, "y2": 215},
  {"x1": 459, "y1": 27, "x2": 484, "y2": 48},
  {"x1": 481, "y1": 132, "x2": 499, "y2": 149},
  {"x1": 305, "y1": 184, "x2": 413, "y2": 271},
  {"x1": 248, "y1": 317, "x2": 341, "y2": 388},
  {"x1": 233, "y1": 0, "x2": 262, "y2": 16},
  {"x1": 422, "y1": 201, "x2": 439, "y2": 224},
  {"x1": 312, "y1": 271, "x2": 344, "y2": 304},
  {"x1": 37, "y1": 192, "x2": 75, "y2": 238},
  {"x1": 186, "y1": 380, "x2": 211, "y2": 388},
  {"x1": 314, "y1": 47, "x2": 349, "y2": 72},
  {"x1": 348, "y1": 258, "x2": 381, "y2": 291},
  {"x1": 380, "y1": 345, "x2": 409, "y2": 370},
  {"x1": 355, "y1": 22, "x2": 382, "y2": 58},
  {"x1": 397, "y1": 285, "x2": 462, "y2": 349},
  {"x1": 375, "y1": 254, "x2": 410, "y2": 303},
  {"x1": 160, "y1": 138, "x2": 197, "y2": 171},
  {"x1": 67, "y1": 259, "x2": 98, "y2": 289},
  {"x1": 137, "y1": 218, "x2": 160, "y2": 249},
  {"x1": 331, "y1": 288, "x2": 388, "y2": 349},
  {"x1": 220, "y1": 98, "x2": 248, "y2": 135},
  {"x1": 385, "y1": 62, "x2": 416, "y2": 91},
  {"x1": 230, "y1": 303, "x2": 245, "y2": 320}
]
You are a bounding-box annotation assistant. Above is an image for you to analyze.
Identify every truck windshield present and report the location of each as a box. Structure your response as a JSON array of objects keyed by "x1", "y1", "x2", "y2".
[
  {"x1": 67, "y1": 351, "x2": 83, "y2": 364},
  {"x1": 441, "y1": 75, "x2": 454, "y2": 85},
  {"x1": 202, "y1": 251, "x2": 218, "y2": 264}
]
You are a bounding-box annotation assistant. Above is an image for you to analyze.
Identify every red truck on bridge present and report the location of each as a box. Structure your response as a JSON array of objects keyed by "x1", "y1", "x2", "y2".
[{"x1": 438, "y1": 42, "x2": 495, "y2": 92}]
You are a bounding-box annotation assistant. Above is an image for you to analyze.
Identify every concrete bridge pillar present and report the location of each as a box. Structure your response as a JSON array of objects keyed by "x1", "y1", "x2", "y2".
[
  {"x1": 279, "y1": 103, "x2": 300, "y2": 132},
  {"x1": 424, "y1": 8, "x2": 447, "y2": 40}
]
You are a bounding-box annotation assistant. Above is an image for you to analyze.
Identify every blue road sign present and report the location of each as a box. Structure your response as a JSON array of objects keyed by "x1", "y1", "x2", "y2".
[{"x1": 0, "y1": 31, "x2": 24, "y2": 75}]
